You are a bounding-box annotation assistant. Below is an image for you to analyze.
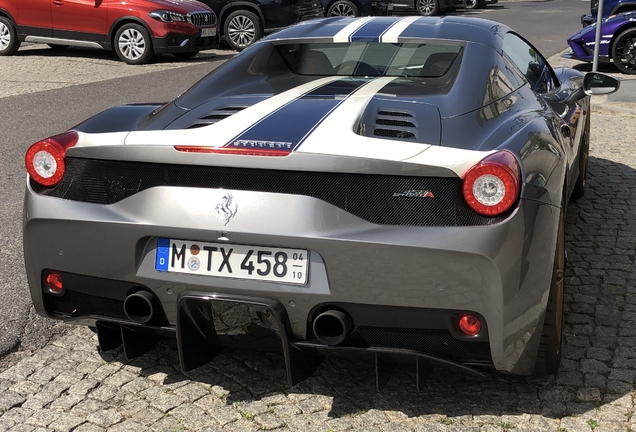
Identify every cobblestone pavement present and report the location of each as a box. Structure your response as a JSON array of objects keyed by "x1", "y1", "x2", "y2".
[{"x1": 1, "y1": 51, "x2": 636, "y2": 432}]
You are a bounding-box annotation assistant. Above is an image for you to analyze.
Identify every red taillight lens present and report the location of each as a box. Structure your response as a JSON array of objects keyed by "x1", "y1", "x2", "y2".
[
  {"x1": 45, "y1": 272, "x2": 63, "y2": 293},
  {"x1": 174, "y1": 146, "x2": 291, "y2": 157},
  {"x1": 458, "y1": 314, "x2": 482, "y2": 336},
  {"x1": 462, "y1": 150, "x2": 521, "y2": 217},
  {"x1": 25, "y1": 131, "x2": 79, "y2": 187}
]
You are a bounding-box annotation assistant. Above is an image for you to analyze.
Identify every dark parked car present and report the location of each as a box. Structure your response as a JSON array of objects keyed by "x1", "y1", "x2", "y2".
[
  {"x1": 0, "y1": 0, "x2": 218, "y2": 64},
  {"x1": 392, "y1": 0, "x2": 454, "y2": 16},
  {"x1": 23, "y1": 16, "x2": 619, "y2": 386},
  {"x1": 582, "y1": 0, "x2": 636, "y2": 26},
  {"x1": 565, "y1": 10, "x2": 636, "y2": 74},
  {"x1": 200, "y1": 0, "x2": 323, "y2": 50},
  {"x1": 322, "y1": 0, "x2": 392, "y2": 18}
]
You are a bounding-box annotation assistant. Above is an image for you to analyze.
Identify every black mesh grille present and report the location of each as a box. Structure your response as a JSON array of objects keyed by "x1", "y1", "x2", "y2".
[
  {"x1": 32, "y1": 158, "x2": 508, "y2": 226},
  {"x1": 44, "y1": 290, "x2": 126, "y2": 320},
  {"x1": 307, "y1": 326, "x2": 491, "y2": 362},
  {"x1": 378, "y1": 110, "x2": 412, "y2": 117},
  {"x1": 373, "y1": 129, "x2": 416, "y2": 139},
  {"x1": 376, "y1": 119, "x2": 416, "y2": 128}
]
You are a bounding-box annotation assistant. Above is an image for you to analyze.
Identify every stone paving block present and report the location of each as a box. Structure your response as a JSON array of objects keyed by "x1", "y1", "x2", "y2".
[
  {"x1": 47, "y1": 413, "x2": 84, "y2": 432},
  {"x1": 173, "y1": 382, "x2": 210, "y2": 403},
  {"x1": 168, "y1": 404, "x2": 217, "y2": 430},
  {"x1": 8, "y1": 381, "x2": 41, "y2": 398},
  {"x1": 6, "y1": 425, "x2": 36, "y2": 432},
  {"x1": 131, "y1": 407, "x2": 164, "y2": 426},
  {"x1": 26, "y1": 409, "x2": 61, "y2": 427},
  {"x1": 141, "y1": 387, "x2": 186, "y2": 413},
  {"x1": 209, "y1": 405, "x2": 242, "y2": 426},
  {"x1": 70, "y1": 399, "x2": 108, "y2": 417},
  {"x1": 0, "y1": 392, "x2": 25, "y2": 412},
  {"x1": 85, "y1": 409, "x2": 122, "y2": 428},
  {"x1": 105, "y1": 420, "x2": 151, "y2": 432}
]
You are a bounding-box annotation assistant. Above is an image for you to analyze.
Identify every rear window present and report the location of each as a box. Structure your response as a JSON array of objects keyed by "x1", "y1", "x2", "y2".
[{"x1": 274, "y1": 42, "x2": 464, "y2": 78}]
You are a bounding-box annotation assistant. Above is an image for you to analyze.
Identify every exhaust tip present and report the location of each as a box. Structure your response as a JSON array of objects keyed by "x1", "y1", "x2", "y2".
[
  {"x1": 312, "y1": 309, "x2": 352, "y2": 346},
  {"x1": 124, "y1": 290, "x2": 160, "y2": 324}
]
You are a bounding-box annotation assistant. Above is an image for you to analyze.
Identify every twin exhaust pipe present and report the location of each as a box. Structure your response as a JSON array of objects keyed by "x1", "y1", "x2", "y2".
[
  {"x1": 124, "y1": 290, "x2": 352, "y2": 346},
  {"x1": 312, "y1": 309, "x2": 352, "y2": 346},
  {"x1": 123, "y1": 290, "x2": 160, "y2": 324}
]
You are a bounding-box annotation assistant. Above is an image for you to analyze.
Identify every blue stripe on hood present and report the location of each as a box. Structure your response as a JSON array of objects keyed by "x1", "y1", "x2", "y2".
[{"x1": 226, "y1": 78, "x2": 370, "y2": 151}]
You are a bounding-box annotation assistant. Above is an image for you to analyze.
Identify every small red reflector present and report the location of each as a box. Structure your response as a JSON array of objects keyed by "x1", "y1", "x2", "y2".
[
  {"x1": 174, "y1": 146, "x2": 291, "y2": 157},
  {"x1": 458, "y1": 314, "x2": 482, "y2": 336},
  {"x1": 46, "y1": 272, "x2": 63, "y2": 293}
]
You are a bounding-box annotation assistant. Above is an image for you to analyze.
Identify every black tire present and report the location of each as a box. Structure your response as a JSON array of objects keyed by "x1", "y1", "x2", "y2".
[
  {"x1": 114, "y1": 23, "x2": 154, "y2": 65},
  {"x1": 327, "y1": 0, "x2": 360, "y2": 16},
  {"x1": 224, "y1": 10, "x2": 261, "y2": 51},
  {"x1": 47, "y1": 44, "x2": 68, "y2": 50},
  {"x1": 0, "y1": 16, "x2": 21, "y2": 56},
  {"x1": 611, "y1": 27, "x2": 636, "y2": 74},
  {"x1": 571, "y1": 111, "x2": 590, "y2": 200},
  {"x1": 464, "y1": 0, "x2": 479, "y2": 9},
  {"x1": 534, "y1": 208, "x2": 565, "y2": 376},
  {"x1": 416, "y1": 0, "x2": 440, "y2": 16},
  {"x1": 173, "y1": 51, "x2": 199, "y2": 59}
]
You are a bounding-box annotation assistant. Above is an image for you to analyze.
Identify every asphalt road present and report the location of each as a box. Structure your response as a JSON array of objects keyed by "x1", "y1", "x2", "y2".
[{"x1": 0, "y1": 0, "x2": 592, "y2": 358}]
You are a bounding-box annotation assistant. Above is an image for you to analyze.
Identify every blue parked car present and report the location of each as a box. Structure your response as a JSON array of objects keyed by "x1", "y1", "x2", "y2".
[
  {"x1": 581, "y1": 0, "x2": 636, "y2": 26},
  {"x1": 564, "y1": 10, "x2": 636, "y2": 74}
]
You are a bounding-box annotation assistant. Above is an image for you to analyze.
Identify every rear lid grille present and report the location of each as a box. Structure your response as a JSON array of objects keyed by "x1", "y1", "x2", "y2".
[
  {"x1": 187, "y1": 106, "x2": 247, "y2": 129},
  {"x1": 374, "y1": 109, "x2": 418, "y2": 140}
]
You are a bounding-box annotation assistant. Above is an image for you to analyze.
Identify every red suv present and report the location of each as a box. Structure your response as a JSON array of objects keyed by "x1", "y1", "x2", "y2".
[{"x1": 0, "y1": 0, "x2": 218, "y2": 64}]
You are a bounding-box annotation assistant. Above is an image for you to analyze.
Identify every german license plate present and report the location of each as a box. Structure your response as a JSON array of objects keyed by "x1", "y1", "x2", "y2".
[
  {"x1": 155, "y1": 238, "x2": 308, "y2": 285},
  {"x1": 201, "y1": 27, "x2": 216, "y2": 37}
]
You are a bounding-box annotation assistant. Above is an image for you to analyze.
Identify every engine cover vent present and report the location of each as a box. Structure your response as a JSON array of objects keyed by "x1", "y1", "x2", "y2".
[
  {"x1": 188, "y1": 106, "x2": 247, "y2": 129},
  {"x1": 373, "y1": 109, "x2": 418, "y2": 140}
]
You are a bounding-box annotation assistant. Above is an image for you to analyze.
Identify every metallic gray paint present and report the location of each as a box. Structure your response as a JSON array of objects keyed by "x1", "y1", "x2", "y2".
[{"x1": 24, "y1": 180, "x2": 558, "y2": 374}]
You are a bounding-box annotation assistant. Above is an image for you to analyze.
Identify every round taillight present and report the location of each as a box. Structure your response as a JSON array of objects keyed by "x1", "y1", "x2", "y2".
[
  {"x1": 458, "y1": 314, "x2": 482, "y2": 336},
  {"x1": 462, "y1": 150, "x2": 520, "y2": 217},
  {"x1": 25, "y1": 131, "x2": 78, "y2": 187},
  {"x1": 46, "y1": 272, "x2": 63, "y2": 293}
]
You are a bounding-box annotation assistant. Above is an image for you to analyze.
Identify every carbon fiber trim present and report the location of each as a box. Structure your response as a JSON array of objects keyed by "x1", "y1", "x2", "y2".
[
  {"x1": 32, "y1": 158, "x2": 508, "y2": 226},
  {"x1": 307, "y1": 326, "x2": 492, "y2": 362}
]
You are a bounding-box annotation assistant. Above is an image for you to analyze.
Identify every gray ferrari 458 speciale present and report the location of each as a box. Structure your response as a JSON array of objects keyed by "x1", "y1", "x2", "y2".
[{"x1": 23, "y1": 16, "x2": 619, "y2": 389}]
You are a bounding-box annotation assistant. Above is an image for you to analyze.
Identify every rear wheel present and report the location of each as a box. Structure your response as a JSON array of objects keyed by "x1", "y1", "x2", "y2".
[
  {"x1": 416, "y1": 0, "x2": 439, "y2": 15},
  {"x1": 571, "y1": 111, "x2": 590, "y2": 200},
  {"x1": 114, "y1": 23, "x2": 154, "y2": 65},
  {"x1": 464, "y1": 0, "x2": 479, "y2": 9},
  {"x1": 611, "y1": 27, "x2": 636, "y2": 74},
  {"x1": 327, "y1": 0, "x2": 360, "y2": 16},
  {"x1": 0, "y1": 16, "x2": 20, "y2": 56},
  {"x1": 534, "y1": 208, "x2": 565, "y2": 376},
  {"x1": 224, "y1": 10, "x2": 261, "y2": 51}
]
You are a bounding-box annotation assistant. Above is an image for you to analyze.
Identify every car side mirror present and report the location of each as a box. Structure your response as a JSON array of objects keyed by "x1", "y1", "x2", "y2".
[{"x1": 583, "y1": 72, "x2": 620, "y2": 95}]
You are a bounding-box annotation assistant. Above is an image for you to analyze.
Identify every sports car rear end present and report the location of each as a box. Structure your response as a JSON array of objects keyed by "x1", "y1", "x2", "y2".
[{"x1": 23, "y1": 16, "x2": 576, "y2": 386}]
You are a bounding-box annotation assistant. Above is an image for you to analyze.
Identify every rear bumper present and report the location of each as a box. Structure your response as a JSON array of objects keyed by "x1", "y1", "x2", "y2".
[{"x1": 24, "y1": 182, "x2": 560, "y2": 377}]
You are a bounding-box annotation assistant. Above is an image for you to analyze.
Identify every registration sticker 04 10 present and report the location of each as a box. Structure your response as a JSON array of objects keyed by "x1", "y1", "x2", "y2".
[{"x1": 155, "y1": 238, "x2": 309, "y2": 285}]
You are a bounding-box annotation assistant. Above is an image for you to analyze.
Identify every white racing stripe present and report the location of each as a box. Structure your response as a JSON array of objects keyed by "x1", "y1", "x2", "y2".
[
  {"x1": 333, "y1": 17, "x2": 374, "y2": 43},
  {"x1": 297, "y1": 77, "x2": 431, "y2": 161},
  {"x1": 381, "y1": 16, "x2": 422, "y2": 43},
  {"x1": 121, "y1": 76, "x2": 343, "y2": 147}
]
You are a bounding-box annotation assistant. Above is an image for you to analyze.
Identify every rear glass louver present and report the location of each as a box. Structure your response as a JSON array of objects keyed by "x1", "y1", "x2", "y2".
[
  {"x1": 188, "y1": 106, "x2": 247, "y2": 129},
  {"x1": 374, "y1": 109, "x2": 418, "y2": 140}
]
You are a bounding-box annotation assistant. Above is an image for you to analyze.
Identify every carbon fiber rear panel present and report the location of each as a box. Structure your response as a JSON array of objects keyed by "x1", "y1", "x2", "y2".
[{"x1": 32, "y1": 158, "x2": 508, "y2": 226}]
